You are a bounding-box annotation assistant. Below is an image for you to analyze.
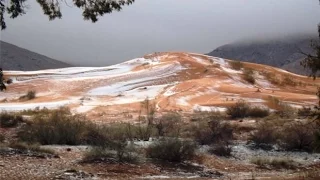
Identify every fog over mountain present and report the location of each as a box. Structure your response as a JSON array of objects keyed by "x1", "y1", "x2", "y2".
[
  {"x1": 207, "y1": 34, "x2": 317, "y2": 75},
  {"x1": 1, "y1": 0, "x2": 319, "y2": 66}
]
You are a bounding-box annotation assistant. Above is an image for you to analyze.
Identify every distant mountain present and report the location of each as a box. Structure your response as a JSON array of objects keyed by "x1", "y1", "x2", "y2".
[
  {"x1": 207, "y1": 36, "x2": 317, "y2": 75},
  {"x1": 0, "y1": 41, "x2": 71, "y2": 71}
]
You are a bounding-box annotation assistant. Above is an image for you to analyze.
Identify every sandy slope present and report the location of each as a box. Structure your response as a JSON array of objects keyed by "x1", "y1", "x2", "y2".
[{"x1": 0, "y1": 52, "x2": 319, "y2": 118}]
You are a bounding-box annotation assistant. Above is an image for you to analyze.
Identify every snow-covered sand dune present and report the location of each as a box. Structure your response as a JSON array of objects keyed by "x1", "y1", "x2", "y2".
[{"x1": 0, "y1": 52, "x2": 319, "y2": 115}]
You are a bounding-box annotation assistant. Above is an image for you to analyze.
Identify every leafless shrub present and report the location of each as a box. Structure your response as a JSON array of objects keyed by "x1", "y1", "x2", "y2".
[
  {"x1": 0, "y1": 112, "x2": 23, "y2": 128},
  {"x1": 229, "y1": 60, "x2": 243, "y2": 70},
  {"x1": 146, "y1": 138, "x2": 196, "y2": 162},
  {"x1": 251, "y1": 157, "x2": 297, "y2": 169},
  {"x1": 243, "y1": 68, "x2": 255, "y2": 84},
  {"x1": 19, "y1": 90, "x2": 36, "y2": 100}
]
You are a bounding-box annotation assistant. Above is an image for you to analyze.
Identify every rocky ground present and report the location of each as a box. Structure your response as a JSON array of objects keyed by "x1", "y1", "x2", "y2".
[{"x1": 1, "y1": 142, "x2": 320, "y2": 180}]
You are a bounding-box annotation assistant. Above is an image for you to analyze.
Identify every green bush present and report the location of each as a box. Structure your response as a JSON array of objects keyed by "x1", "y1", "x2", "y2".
[
  {"x1": 0, "y1": 112, "x2": 23, "y2": 128},
  {"x1": 146, "y1": 138, "x2": 196, "y2": 162}
]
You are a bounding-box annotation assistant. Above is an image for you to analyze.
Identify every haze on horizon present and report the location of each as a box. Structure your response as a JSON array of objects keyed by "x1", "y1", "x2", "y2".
[{"x1": 0, "y1": 0, "x2": 319, "y2": 66}]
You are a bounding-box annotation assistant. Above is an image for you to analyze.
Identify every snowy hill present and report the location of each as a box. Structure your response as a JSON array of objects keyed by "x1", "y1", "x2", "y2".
[{"x1": 0, "y1": 52, "x2": 319, "y2": 120}]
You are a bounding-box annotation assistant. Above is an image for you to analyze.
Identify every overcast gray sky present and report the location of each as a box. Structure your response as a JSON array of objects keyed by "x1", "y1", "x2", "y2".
[{"x1": 0, "y1": 0, "x2": 320, "y2": 66}]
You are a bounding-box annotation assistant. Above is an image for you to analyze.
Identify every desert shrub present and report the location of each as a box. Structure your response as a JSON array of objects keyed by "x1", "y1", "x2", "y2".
[
  {"x1": 249, "y1": 121, "x2": 278, "y2": 150},
  {"x1": 83, "y1": 143, "x2": 139, "y2": 164},
  {"x1": 299, "y1": 169, "x2": 320, "y2": 179},
  {"x1": 191, "y1": 110, "x2": 225, "y2": 122},
  {"x1": 20, "y1": 90, "x2": 36, "y2": 100},
  {"x1": 267, "y1": 96, "x2": 296, "y2": 118},
  {"x1": 6, "y1": 79, "x2": 12, "y2": 84},
  {"x1": 281, "y1": 76, "x2": 297, "y2": 86},
  {"x1": 226, "y1": 100, "x2": 250, "y2": 119},
  {"x1": 243, "y1": 68, "x2": 255, "y2": 84},
  {"x1": 0, "y1": 134, "x2": 4, "y2": 142},
  {"x1": 264, "y1": 72, "x2": 281, "y2": 85},
  {"x1": 227, "y1": 101, "x2": 269, "y2": 119},
  {"x1": 277, "y1": 121, "x2": 317, "y2": 152},
  {"x1": 229, "y1": 61, "x2": 243, "y2": 70},
  {"x1": 9, "y1": 142, "x2": 55, "y2": 155},
  {"x1": 194, "y1": 119, "x2": 233, "y2": 145},
  {"x1": 251, "y1": 157, "x2": 297, "y2": 169},
  {"x1": 83, "y1": 146, "x2": 114, "y2": 162},
  {"x1": 208, "y1": 143, "x2": 232, "y2": 157},
  {"x1": 125, "y1": 123, "x2": 157, "y2": 141},
  {"x1": 247, "y1": 107, "x2": 270, "y2": 118},
  {"x1": 17, "y1": 107, "x2": 100, "y2": 145},
  {"x1": 19, "y1": 107, "x2": 52, "y2": 116},
  {"x1": 297, "y1": 106, "x2": 313, "y2": 117},
  {"x1": 275, "y1": 104, "x2": 296, "y2": 118},
  {"x1": 146, "y1": 138, "x2": 196, "y2": 162},
  {"x1": 154, "y1": 112, "x2": 181, "y2": 137},
  {"x1": 0, "y1": 112, "x2": 23, "y2": 128}
]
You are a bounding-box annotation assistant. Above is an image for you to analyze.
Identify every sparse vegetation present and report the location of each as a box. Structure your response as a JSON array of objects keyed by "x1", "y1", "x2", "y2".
[
  {"x1": 146, "y1": 138, "x2": 196, "y2": 162},
  {"x1": 19, "y1": 90, "x2": 36, "y2": 100},
  {"x1": 0, "y1": 112, "x2": 23, "y2": 128},
  {"x1": 83, "y1": 143, "x2": 139, "y2": 164},
  {"x1": 267, "y1": 96, "x2": 296, "y2": 118},
  {"x1": 278, "y1": 121, "x2": 318, "y2": 152},
  {"x1": 243, "y1": 68, "x2": 255, "y2": 84},
  {"x1": 249, "y1": 121, "x2": 278, "y2": 150},
  {"x1": 226, "y1": 100, "x2": 269, "y2": 119},
  {"x1": 154, "y1": 112, "x2": 181, "y2": 137},
  {"x1": 247, "y1": 106, "x2": 270, "y2": 118},
  {"x1": 0, "y1": 134, "x2": 5, "y2": 143},
  {"x1": 226, "y1": 100, "x2": 250, "y2": 119},
  {"x1": 193, "y1": 118, "x2": 233, "y2": 157},
  {"x1": 263, "y1": 72, "x2": 281, "y2": 85},
  {"x1": 8, "y1": 141, "x2": 56, "y2": 155},
  {"x1": 229, "y1": 60, "x2": 243, "y2": 70},
  {"x1": 250, "y1": 119, "x2": 319, "y2": 152},
  {"x1": 17, "y1": 107, "x2": 100, "y2": 145},
  {"x1": 251, "y1": 157, "x2": 297, "y2": 169},
  {"x1": 282, "y1": 76, "x2": 297, "y2": 86},
  {"x1": 208, "y1": 143, "x2": 232, "y2": 157},
  {"x1": 297, "y1": 106, "x2": 313, "y2": 117}
]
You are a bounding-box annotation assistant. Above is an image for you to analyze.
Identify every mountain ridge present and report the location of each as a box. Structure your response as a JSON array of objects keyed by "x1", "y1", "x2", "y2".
[
  {"x1": 0, "y1": 41, "x2": 71, "y2": 71},
  {"x1": 207, "y1": 36, "x2": 317, "y2": 75}
]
